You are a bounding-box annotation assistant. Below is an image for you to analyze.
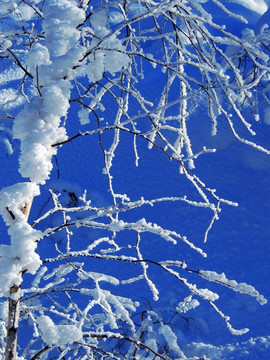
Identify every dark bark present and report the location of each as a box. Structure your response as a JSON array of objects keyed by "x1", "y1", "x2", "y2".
[{"x1": 5, "y1": 286, "x2": 20, "y2": 360}]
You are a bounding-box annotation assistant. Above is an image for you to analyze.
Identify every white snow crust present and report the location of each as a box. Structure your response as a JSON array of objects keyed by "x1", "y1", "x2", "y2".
[
  {"x1": 0, "y1": 183, "x2": 42, "y2": 297},
  {"x1": 37, "y1": 315, "x2": 83, "y2": 346},
  {"x1": 227, "y1": 0, "x2": 268, "y2": 14}
]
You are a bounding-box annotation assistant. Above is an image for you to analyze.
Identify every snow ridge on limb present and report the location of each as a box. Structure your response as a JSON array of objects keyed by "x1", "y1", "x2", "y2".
[
  {"x1": 199, "y1": 270, "x2": 267, "y2": 305},
  {"x1": 13, "y1": 1, "x2": 85, "y2": 184}
]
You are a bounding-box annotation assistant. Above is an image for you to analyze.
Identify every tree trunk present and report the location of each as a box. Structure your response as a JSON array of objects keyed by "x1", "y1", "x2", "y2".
[
  {"x1": 5, "y1": 197, "x2": 34, "y2": 360},
  {"x1": 5, "y1": 286, "x2": 20, "y2": 360}
]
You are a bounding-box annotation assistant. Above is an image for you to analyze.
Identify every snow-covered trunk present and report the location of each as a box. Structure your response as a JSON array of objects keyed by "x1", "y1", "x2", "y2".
[
  {"x1": 5, "y1": 287, "x2": 20, "y2": 360},
  {"x1": 5, "y1": 198, "x2": 33, "y2": 360},
  {"x1": 2, "y1": 2, "x2": 86, "y2": 358}
]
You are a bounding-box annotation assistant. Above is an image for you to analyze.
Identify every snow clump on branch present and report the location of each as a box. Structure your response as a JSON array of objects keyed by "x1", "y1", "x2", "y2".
[
  {"x1": 0, "y1": 183, "x2": 42, "y2": 298},
  {"x1": 37, "y1": 315, "x2": 82, "y2": 346},
  {"x1": 83, "y1": 8, "x2": 130, "y2": 84},
  {"x1": 13, "y1": 0, "x2": 85, "y2": 184}
]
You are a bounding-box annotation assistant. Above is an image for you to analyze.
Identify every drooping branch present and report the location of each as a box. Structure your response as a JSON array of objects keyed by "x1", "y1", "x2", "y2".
[{"x1": 82, "y1": 332, "x2": 169, "y2": 360}]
